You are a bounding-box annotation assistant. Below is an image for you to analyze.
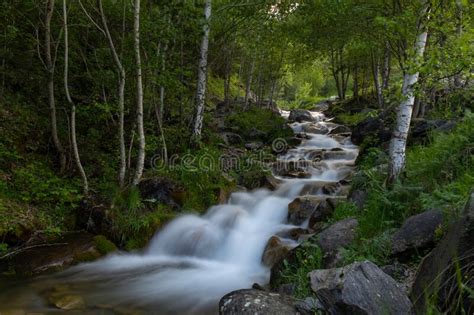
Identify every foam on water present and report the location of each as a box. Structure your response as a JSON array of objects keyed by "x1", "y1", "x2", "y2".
[{"x1": 0, "y1": 109, "x2": 358, "y2": 315}]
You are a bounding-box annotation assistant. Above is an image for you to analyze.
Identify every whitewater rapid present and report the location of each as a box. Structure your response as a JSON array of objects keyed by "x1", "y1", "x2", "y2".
[{"x1": 0, "y1": 109, "x2": 358, "y2": 314}]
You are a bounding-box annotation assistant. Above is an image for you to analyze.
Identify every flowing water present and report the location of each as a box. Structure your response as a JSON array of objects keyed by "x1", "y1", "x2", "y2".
[{"x1": 0, "y1": 110, "x2": 358, "y2": 315}]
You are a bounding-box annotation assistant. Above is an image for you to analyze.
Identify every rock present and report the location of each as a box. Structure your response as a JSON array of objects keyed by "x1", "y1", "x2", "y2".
[
  {"x1": 288, "y1": 196, "x2": 322, "y2": 225},
  {"x1": 411, "y1": 193, "x2": 474, "y2": 314},
  {"x1": 75, "y1": 195, "x2": 112, "y2": 235},
  {"x1": 410, "y1": 119, "x2": 456, "y2": 144},
  {"x1": 351, "y1": 112, "x2": 393, "y2": 146},
  {"x1": 244, "y1": 142, "x2": 264, "y2": 151},
  {"x1": 219, "y1": 289, "x2": 301, "y2": 315},
  {"x1": 315, "y1": 218, "x2": 358, "y2": 267},
  {"x1": 11, "y1": 232, "x2": 116, "y2": 276},
  {"x1": 248, "y1": 127, "x2": 267, "y2": 140},
  {"x1": 316, "y1": 218, "x2": 358, "y2": 253},
  {"x1": 295, "y1": 297, "x2": 325, "y2": 314},
  {"x1": 220, "y1": 132, "x2": 243, "y2": 145},
  {"x1": 276, "y1": 227, "x2": 310, "y2": 241},
  {"x1": 309, "y1": 261, "x2": 413, "y2": 315},
  {"x1": 349, "y1": 189, "x2": 367, "y2": 210},
  {"x1": 303, "y1": 123, "x2": 329, "y2": 134},
  {"x1": 391, "y1": 209, "x2": 443, "y2": 258},
  {"x1": 313, "y1": 100, "x2": 331, "y2": 112},
  {"x1": 308, "y1": 200, "x2": 335, "y2": 230},
  {"x1": 285, "y1": 137, "x2": 303, "y2": 147},
  {"x1": 269, "y1": 246, "x2": 300, "y2": 289},
  {"x1": 262, "y1": 236, "x2": 294, "y2": 267},
  {"x1": 329, "y1": 125, "x2": 351, "y2": 135},
  {"x1": 138, "y1": 177, "x2": 185, "y2": 208},
  {"x1": 381, "y1": 262, "x2": 417, "y2": 294},
  {"x1": 262, "y1": 174, "x2": 283, "y2": 191},
  {"x1": 49, "y1": 294, "x2": 85, "y2": 310},
  {"x1": 288, "y1": 109, "x2": 314, "y2": 122}
]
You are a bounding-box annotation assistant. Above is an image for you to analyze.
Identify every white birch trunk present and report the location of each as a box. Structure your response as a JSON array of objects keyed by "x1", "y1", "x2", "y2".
[
  {"x1": 45, "y1": 0, "x2": 66, "y2": 173},
  {"x1": 388, "y1": 29, "x2": 429, "y2": 182},
  {"x1": 63, "y1": 0, "x2": 88, "y2": 194},
  {"x1": 97, "y1": 0, "x2": 127, "y2": 187},
  {"x1": 191, "y1": 0, "x2": 212, "y2": 144},
  {"x1": 132, "y1": 0, "x2": 145, "y2": 185}
]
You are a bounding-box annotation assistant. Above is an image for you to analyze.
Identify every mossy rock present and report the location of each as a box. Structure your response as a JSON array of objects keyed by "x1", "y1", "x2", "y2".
[{"x1": 93, "y1": 235, "x2": 117, "y2": 255}]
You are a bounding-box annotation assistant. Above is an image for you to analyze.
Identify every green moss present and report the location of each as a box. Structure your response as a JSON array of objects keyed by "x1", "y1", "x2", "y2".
[
  {"x1": 93, "y1": 235, "x2": 118, "y2": 255},
  {"x1": 73, "y1": 250, "x2": 101, "y2": 263}
]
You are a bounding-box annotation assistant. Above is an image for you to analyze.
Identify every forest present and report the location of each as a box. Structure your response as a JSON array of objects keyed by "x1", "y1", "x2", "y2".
[{"x1": 0, "y1": 0, "x2": 473, "y2": 314}]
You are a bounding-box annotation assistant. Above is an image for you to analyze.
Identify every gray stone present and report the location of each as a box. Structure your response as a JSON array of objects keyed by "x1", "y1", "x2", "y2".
[
  {"x1": 391, "y1": 209, "x2": 443, "y2": 257},
  {"x1": 288, "y1": 109, "x2": 314, "y2": 122},
  {"x1": 329, "y1": 125, "x2": 351, "y2": 135},
  {"x1": 411, "y1": 193, "x2": 474, "y2": 314},
  {"x1": 309, "y1": 261, "x2": 413, "y2": 315},
  {"x1": 244, "y1": 142, "x2": 264, "y2": 151},
  {"x1": 219, "y1": 289, "x2": 300, "y2": 315},
  {"x1": 262, "y1": 236, "x2": 294, "y2": 267},
  {"x1": 288, "y1": 196, "x2": 323, "y2": 225}
]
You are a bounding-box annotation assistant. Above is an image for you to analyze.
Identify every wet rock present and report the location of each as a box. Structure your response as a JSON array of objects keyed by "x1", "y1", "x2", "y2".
[
  {"x1": 11, "y1": 232, "x2": 116, "y2": 276},
  {"x1": 272, "y1": 161, "x2": 311, "y2": 178},
  {"x1": 262, "y1": 174, "x2": 283, "y2": 191},
  {"x1": 262, "y1": 236, "x2": 294, "y2": 267},
  {"x1": 288, "y1": 109, "x2": 314, "y2": 122},
  {"x1": 49, "y1": 294, "x2": 85, "y2": 310},
  {"x1": 269, "y1": 247, "x2": 300, "y2": 289},
  {"x1": 303, "y1": 123, "x2": 329, "y2": 135},
  {"x1": 329, "y1": 125, "x2": 351, "y2": 135},
  {"x1": 276, "y1": 227, "x2": 310, "y2": 241},
  {"x1": 285, "y1": 137, "x2": 303, "y2": 147},
  {"x1": 308, "y1": 200, "x2": 335, "y2": 230},
  {"x1": 309, "y1": 261, "x2": 413, "y2": 315},
  {"x1": 313, "y1": 100, "x2": 331, "y2": 112},
  {"x1": 244, "y1": 142, "x2": 264, "y2": 151},
  {"x1": 138, "y1": 177, "x2": 185, "y2": 208},
  {"x1": 411, "y1": 193, "x2": 474, "y2": 314},
  {"x1": 391, "y1": 209, "x2": 443, "y2": 258},
  {"x1": 220, "y1": 132, "x2": 243, "y2": 145},
  {"x1": 219, "y1": 289, "x2": 300, "y2": 315},
  {"x1": 288, "y1": 196, "x2": 322, "y2": 225}
]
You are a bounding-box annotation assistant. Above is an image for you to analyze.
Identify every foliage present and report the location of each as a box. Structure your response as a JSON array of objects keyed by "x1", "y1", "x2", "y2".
[{"x1": 278, "y1": 242, "x2": 323, "y2": 298}]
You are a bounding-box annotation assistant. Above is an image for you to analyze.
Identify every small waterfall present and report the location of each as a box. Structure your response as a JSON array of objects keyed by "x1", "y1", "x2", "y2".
[{"x1": 0, "y1": 110, "x2": 358, "y2": 315}]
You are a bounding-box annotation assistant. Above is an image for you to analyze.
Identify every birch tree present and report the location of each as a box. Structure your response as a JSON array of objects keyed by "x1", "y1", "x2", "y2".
[
  {"x1": 191, "y1": 0, "x2": 211, "y2": 144},
  {"x1": 132, "y1": 0, "x2": 145, "y2": 185},
  {"x1": 44, "y1": 0, "x2": 66, "y2": 173},
  {"x1": 80, "y1": 0, "x2": 127, "y2": 187},
  {"x1": 63, "y1": 0, "x2": 88, "y2": 194},
  {"x1": 388, "y1": 2, "x2": 431, "y2": 183}
]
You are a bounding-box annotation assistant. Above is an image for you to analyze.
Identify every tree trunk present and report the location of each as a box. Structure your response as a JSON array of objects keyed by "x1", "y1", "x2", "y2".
[
  {"x1": 191, "y1": 0, "x2": 211, "y2": 144},
  {"x1": 453, "y1": 0, "x2": 463, "y2": 88},
  {"x1": 388, "y1": 3, "x2": 430, "y2": 183},
  {"x1": 45, "y1": 0, "x2": 66, "y2": 173},
  {"x1": 63, "y1": 0, "x2": 88, "y2": 194},
  {"x1": 97, "y1": 0, "x2": 127, "y2": 187},
  {"x1": 371, "y1": 51, "x2": 384, "y2": 108},
  {"x1": 382, "y1": 42, "x2": 391, "y2": 90},
  {"x1": 132, "y1": 0, "x2": 145, "y2": 186},
  {"x1": 244, "y1": 58, "x2": 255, "y2": 110},
  {"x1": 353, "y1": 65, "x2": 359, "y2": 98}
]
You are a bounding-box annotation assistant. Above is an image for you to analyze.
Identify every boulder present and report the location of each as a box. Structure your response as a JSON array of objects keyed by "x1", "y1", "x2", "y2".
[
  {"x1": 262, "y1": 236, "x2": 295, "y2": 267},
  {"x1": 410, "y1": 119, "x2": 456, "y2": 144},
  {"x1": 308, "y1": 200, "x2": 335, "y2": 230},
  {"x1": 219, "y1": 289, "x2": 301, "y2": 315},
  {"x1": 288, "y1": 109, "x2": 314, "y2": 122},
  {"x1": 309, "y1": 261, "x2": 413, "y2": 315},
  {"x1": 138, "y1": 177, "x2": 185, "y2": 208},
  {"x1": 349, "y1": 189, "x2": 367, "y2": 210},
  {"x1": 313, "y1": 100, "x2": 331, "y2": 112},
  {"x1": 315, "y1": 218, "x2": 358, "y2": 268},
  {"x1": 303, "y1": 123, "x2": 329, "y2": 135},
  {"x1": 329, "y1": 125, "x2": 351, "y2": 135},
  {"x1": 276, "y1": 227, "x2": 311, "y2": 241},
  {"x1": 351, "y1": 113, "x2": 393, "y2": 146},
  {"x1": 244, "y1": 142, "x2": 264, "y2": 151},
  {"x1": 248, "y1": 127, "x2": 267, "y2": 140},
  {"x1": 220, "y1": 132, "x2": 243, "y2": 145},
  {"x1": 391, "y1": 209, "x2": 443, "y2": 258},
  {"x1": 411, "y1": 193, "x2": 474, "y2": 314},
  {"x1": 288, "y1": 196, "x2": 323, "y2": 225}
]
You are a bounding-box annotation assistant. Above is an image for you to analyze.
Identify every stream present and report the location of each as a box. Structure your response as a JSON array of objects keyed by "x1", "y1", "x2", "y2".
[{"x1": 0, "y1": 109, "x2": 358, "y2": 315}]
